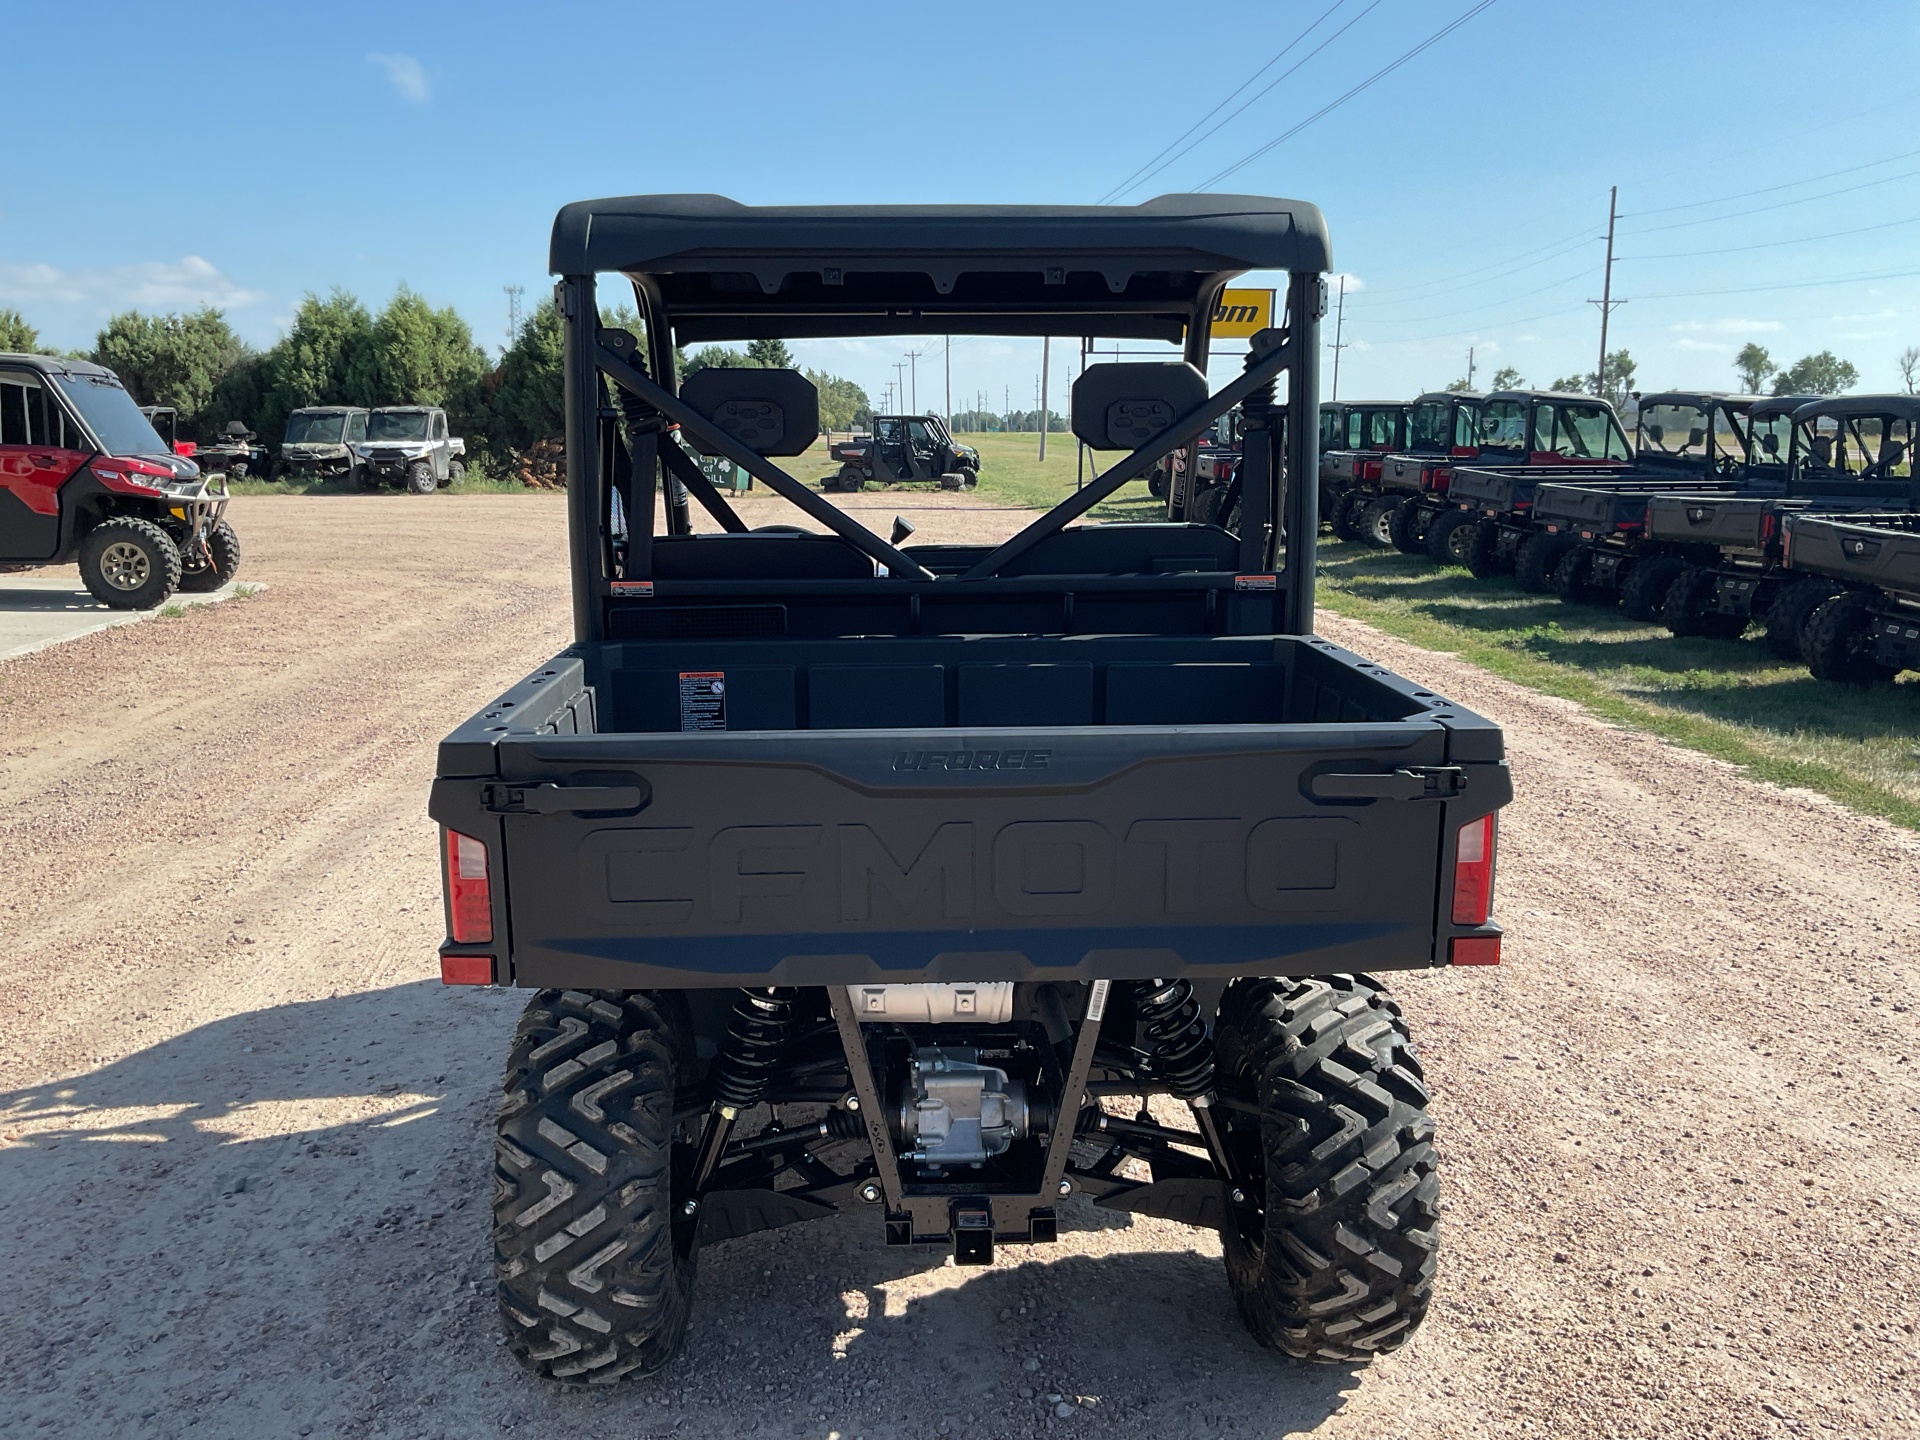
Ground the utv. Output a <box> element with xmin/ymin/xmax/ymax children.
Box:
<box><xmin>1439</xmin><ymin>391</ymin><xmax>1635</xmax><ymax>586</ymax></box>
<box><xmin>1316</xmin><ymin>399</ymin><xmax>1408</xmax><ymax>542</ymax></box>
<box><xmin>358</xmin><ymin>406</ymin><xmax>467</xmax><ymax>492</ymax></box>
<box><xmin>827</xmin><ymin>414</ymin><xmax>979</xmax><ymax>491</ymax></box>
<box><xmin>0</xmin><ymin>355</ymin><xmax>240</xmax><ymax>608</ymax></box>
<box><xmin>275</xmin><ymin>405</ymin><xmax>371</xmax><ymax>483</ymax></box>
<box><xmin>137</xmin><ymin>405</ymin><xmax>197</xmax><ymax>459</ymax></box>
<box><xmin>1359</xmin><ymin>391</ymin><xmax>1487</xmax><ymax>558</ymax></box>
<box><xmin>431</xmin><ymin>193</ymin><xmax>1510</xmax><ymax>1385</ymax></box>
<box><xmin>1524</xmin><ymin>392</ymin><xmax>1766</xmax><ymax>615</ymax></box>
<box><xmin>1787</xmin><ymin>510</ymin><xmax>1920</xmax><ymax>684</ymax></box>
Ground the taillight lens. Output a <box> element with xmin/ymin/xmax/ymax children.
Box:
<box><xmin>446</xmin><ymin>829</ymin><xmax>493</xmax><ymax>943</ymax></box>
<box><xmin>1451</xmin><ymin>814</ymin><xmax>1496</xmax><ymax>925</ymax></box>
<box><xmin>441</xmin><ymin>954</ymin><xmax>494</xmax><ymax>985</ymax></box>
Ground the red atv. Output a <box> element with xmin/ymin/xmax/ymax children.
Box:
<box><xmin>1</xmin><ymin>355</ymin><xmax>240</xmax><ymax>609</ymax></box>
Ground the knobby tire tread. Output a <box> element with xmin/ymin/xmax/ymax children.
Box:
<box><xmin>495</xmin><ymin>988</ymin><xmax>695</xmax><ymax>1385</ymax></box>
<box><xmin>1215</xmin><ymin>974</ymin><xmax>1438</xmax><ymax>1364</ymax></box>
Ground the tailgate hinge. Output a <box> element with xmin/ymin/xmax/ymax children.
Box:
<box><xmin>482</xmin><ymin>781</ymin><xmax>649</xmax><ymax>815</ymax></box>
<box><xmin>1310</xmin><ymin>766</ymin><xmax>1466</xmax><ymax>801</ymax></box>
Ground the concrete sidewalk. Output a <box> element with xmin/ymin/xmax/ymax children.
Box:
<box><xmin>0</xmin><ymin>572</ymin><xmax>261</xmax><ymax>665</ymax></box>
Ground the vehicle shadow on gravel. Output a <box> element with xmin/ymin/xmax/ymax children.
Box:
<box><xmin>0</xmin><ymin>985</ymin><xmax>1360</xmax><ymax>1440</ymax></box>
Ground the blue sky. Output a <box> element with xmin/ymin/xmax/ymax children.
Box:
<box><xmin>4</xmin><ymin>0</ymin><xmax>1916</xmax><ymax>408</ymax></box>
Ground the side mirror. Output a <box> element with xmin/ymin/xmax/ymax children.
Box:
<box><xmin>1885</xmin><ymin>440</ymin><xmax>1906</xmax><ymax>468</ymax></box>
<box><xmin>1761</xmin><ymin>433</ymin><xmax>1779</xmax><ymax>455</ymax></box>
<box><xmin>1646</xmin><ymin>424</ymin><xmax>1663</xmax><ymax>443</ymax></box>
<box><xmin>1687</xmin><ymin>427</ymin><xmax>1706</xmax><ymax>449</ymax></box>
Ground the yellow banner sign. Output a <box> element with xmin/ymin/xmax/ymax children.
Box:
<box><xmin>1211</xmin><ymin>288</ymin><xmax>1274</xmax><ymax>338</ymax></box>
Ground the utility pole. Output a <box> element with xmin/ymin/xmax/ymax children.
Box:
<box><xmin>1038</xmin><ymin>337</ymin><xmax>1051</xmax><ymax>460</ymax></box>
<box><xmin>944</xmin><ymin>337</ymin><xmax>951</xmax><ymax>426</ymax></box>
<box><xmin>1327</xmin><ymin>276</ymin><xmax>1349</xmax><ymax>401</ymax></box>
<box><xmin>1588</xmin><ymin>185</ymin><xmax>1626</xmax><ymax>402</ymax></box>
<box><xmin>905</xmin><ymin>348</ymin><xmax>924</xmax><ymax>413</ymax></box>
<box><xmin>892</xmin><ymin>363</ymin><xmax>907</xmax><ymax>415</ymax></box>
<box><xmin>1466</xmin><ymin>345</ymin><xmax>1476</xmax><ymax>389</ymax></box>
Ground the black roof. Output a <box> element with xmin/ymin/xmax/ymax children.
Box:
<box><xmin>551</xmin><ymin>193</ymin><xmax>1330</xmax><ymax>344</ymax></box>
<box><xmin>1413</xmin><ymin>390</ymin><xmax>1483</xmax><ymax>405</ymax></box>
<box><xmin>1486</xmin><ymin>389</ymin><xmax>1613</xmax><ymax>405</ymax></box>
<box><xmin>1635</xmin><ymin>391</ymin><xmax>1764</xmax><ymax>410</ymax></box>
<box><xmin>289</xmin><ymin>404</ymin><xmax>368</xmax><ymax>414</ymax></box>
<box><xmin>1746</xmin><ymin>394</ymin><xmax>1819</xmax><ymax>421</ymax></box>
<box><xmin>1789</xmin><ymin>394</ymin><xmax>1920</xmax><ymax>423</ymax></box>
<box><xmin>1321</xmin><ymin>399</ymin><xmax>1406</xmax><ymax>410</ymax></box>
<box><xmin>0</xmin><ymin>352</ymin><xmax>121</xmax><ymax>381</ymax></box>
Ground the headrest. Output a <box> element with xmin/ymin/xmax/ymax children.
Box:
<box><xmin>1070</xmin><ymin>362</ymin><xmax>1208</xmax><ymax>452</ymax></box>
<box><xmin>679</xmin><ymin>367</ymin><xmax>819</xmax><ymax>456</ymax></box>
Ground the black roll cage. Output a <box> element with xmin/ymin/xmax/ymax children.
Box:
<box><xmin>551</xmin><ymin>196</ymin><xmax>1328</xmax><ymax>642</ymax></box>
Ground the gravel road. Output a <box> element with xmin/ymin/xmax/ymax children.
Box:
<box><xmin>1</xmin><ymin>495</ymin><xmax>1915</xmax><ymax>1440</ymax></box>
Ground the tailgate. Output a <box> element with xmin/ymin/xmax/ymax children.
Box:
<box><xmin>1785</xmin><ymin>514</ymin><xmax>1920</xmax><ymax>592</ymax></box>
<box><xmin>1533</xmin><ymin>483</ymin><xmax>1627</xmax><ymax>531</ymax></box>
<box><xmin>1646</xmin><ymin>495</ymin><xmax>1780</xmax><ymax>550</ymax></box>
<box><xmin>434</xmin><ymin>724</ymin><xmax>1503</xmax><ymax>989</ymax></box>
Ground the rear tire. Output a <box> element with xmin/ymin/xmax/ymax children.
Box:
<box><xmin>837</xmin><ymin>466</ymin><xmax>865</xmax><ymax>493</ymax></box>
<box><xmin>1515</xmin><ymin>532</ymin><xmax>1573</xmax><ymax>594</ymax></box>
<box><xmin>496</xmin><ymin>988</ymin><xmax>697</xmax><ymax>1385</ymax></box>
<box><xmin>1464</xmin><ymin>520</ymin><xmax>1506</xmax><ymax>578</ymax></box>
<box><xmin>1216</xmin><ymin>974</ymin><xmax>1438</xmax><ymax>1363</ymax></box>
<box><xmin>1804</xmin><ymin>592</ymin><xmax>1896</xmax><ymax>685</ymax></box>
<box><xmin>1425</xmin><ymin>510</ymin><xmax>1478</xmax><ymax>567</ymax></box>
<box><xmin>449</xmin><ymin>460</ymin><xmax>467</xmax><ymax>483</ymax></box>
<box><xmin>78</xmin><ymin>517</ymin><xmax>181</xmax><ymax>610</ymax></box>
<box><xmin>1664</xmin><ymin>565</ymin><xmax>1748</xmax><ymax>639</ymax></box>
<box><xmin>1387</xmin><ymin>497</ymin><xmax>1428</xmax><ymax>555</ymax></box>
<box><xmin>406</xmin><ymin>460</ymin><xmax>436</xmax><ymax>495</ymax></box>
<box><xmin>1359</xmin><ymin>498</ymin><xmax>1397</xmax><ymax>549</ymax></box>
<box><xmin>1763</xmin><ymin>578</ymin><xmax>1843</xmax><ymax>661</ymax></box>
<box><xmin>178</xmin><ymin>519</ymin><xmax>241</xmax><ymax>593</ymax></box>
<box><xmin>1549</xmin><ymin>545</ymin><xmax>1613</xmax><ymax>606</ymax></box>
<box><xmin>1329</xmin><ymin>490</ymin><xmax>1367</xmax><ymax>543</ymax></box>
<box><xmin>1619</xmin><ymin>554</ymin><xmax>1687</xmax><ymax>623</ymax></box>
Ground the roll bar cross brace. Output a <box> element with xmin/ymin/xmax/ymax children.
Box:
<box><xmin>559</xmin><ymin>269</ymin><xmax>1326</xmax><ymax>639</ymax></box>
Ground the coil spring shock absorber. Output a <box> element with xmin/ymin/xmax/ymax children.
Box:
<box><xmin>691</xmin><ymin>987</ymin><xmax>796</xmax><ymax>1192</ymax></box>
<box><xmin>1132</xmin><ymin>979</ymin><xmax>1239</xmax><ymax>1186</ymax></box>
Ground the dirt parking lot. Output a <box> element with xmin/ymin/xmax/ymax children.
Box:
<box><xmin>2</xmin><ymin>494</ymin><xmax>1916</xmax><ymax>1440</ymax></box>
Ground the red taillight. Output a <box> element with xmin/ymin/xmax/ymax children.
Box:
<box><xmin>1451</xmin><ymin>814</ymin><xmax>1496</xmax><ymax>925</ymax></box>
<box><xmin>447</xmin><ymin>829</ymin><xmax>493</xmax><ymax>943</ymax></box>
<box><xmin>441</xmin><ymin>954</ymin><xmax>495</xmax><ymax>985</ymax></box>
<box><xmin>1761</xmin><ymin>513</ymin><xmax>1777</xmax><ymax>544</ymax></box>
<box><xmin>1450</xmin><ymin>936</ymin><xmax>1501</xmax><ymax>965</ymax></box>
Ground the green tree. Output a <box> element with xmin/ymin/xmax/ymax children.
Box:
<box><xmin>1898</xmin><ymin>345</ymin><xmax>1919</xmax><ymax>395</ymax></box>
<box><xmin>367</xmin><ymin>286</ymin><xmax>486</xmax><ymax>406</ymax></box>
<box><xmin>1490</xmin><ymin>365</ymin><xmax>1524</xmax><ymax>391</ymax></box>
<box><xmin>805</xmin><ymin>369</ymin><xmax>871</xmax><ymax>432</ymax></box>
<box><xmin>682</xmin><ymin>345</ymin><xmax>749</xmax><ymax>376</ymax></box>
<box><xmin>1548</xmin><ymin>373</ymin><xmax>1586</xmax><ymax>392</ymax></box>
<box><xmin>1549</xmin><ymin>350</ymin><xmax>1635</xmax><ymax>408</ymax></box>
<box><xmin>744</xmin><ymin>337</ymin><xmax>796</xmax><ymax>369</ymax></box>
<box><xmin>0</xmin><ymin>307</ymin><xmax>38</xmax><ymax>353</ymax></box>
<box><xmin>258</xmin><ymin>289</ymin><xmax>378</xmax><ymax>443</ymax></box>
<box><xmin>90</xmin><ymin>308</ymin><xmax>251</xmax><ymax>434</ymax></box>
<box><xmin>487</xmin><ymin>300</ymin><xmax>566</xmax><ymax>455</ymax></box>
<box><xmin>1443</xmin><ymin>377</ymin><xmax>1473</xmax><ymax>393</ymax></box>
<box><xmin>1771</xmin><ymin>351</ymin><xmax>1858</xmax><ymax>396</ymax></box>
<box><xmin>1734</xmin><ymin>342</ymin><xmax>1774</xmax><ymax>394</ymax></box>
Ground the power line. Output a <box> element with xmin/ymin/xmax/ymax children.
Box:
<box><xmin>1627</xmin><ymin>267</ymin><xmax>1920</xmax><ymax>302</ymax></box>
<box><xmin>1618</xmin><ymin>147</ymin><xmax>1920</xmax><ymax>218</ymax></box>
<box><xmin>1619</xmin><ymin>215</ymin><xmax>1920</xmax><ymax>262</ymax></box>
<box><xmin>1357</xmin><ymin>265</ymin><xmax>1597</xmax><ymax>326</ymax></box>
<box><xmin>1620</xmin><ymin>168</ymin><xmax>1920</xmax><ymax>236</ymax></box>
<box><xmin>1195</xmin><ymin>0</ymin><xmax>1500</xmax><ymax>190</ymax></box>
<box><xmin>1099</xmin><ymin>0</ymin><xmax>1375</xmax><ymax>204</ymax></box>
<box><xmin>1354</xmin><ymin>224</ymin><xmax>1599</xmax><ymax>300</ymax></box>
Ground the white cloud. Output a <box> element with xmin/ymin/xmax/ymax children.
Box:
<box><xmin>0</xmin><ymin>255</ymin><xmax>264</xmax><ymax>310</ymax></box>
<box><xmin>1666</xmin><ymin>318</ymin><xmax>1783</xmax><ymax>334</ymax></box>
<box><xmin>367</xmin><ymin>53</ymin><xmax>430</xmax><ymax>104</ymax></box>
<box><xmin>1514</xmin><ymin>334</ymin><xmax>1540</xmax><ymax>343</ymax></box>
<box><xmin>1329</xmin><ymin>272</ymin><xmax>1364</xmax><ymax>295</ymax></box>
<box><xmin>1675</xmin><ymin>338</ymin><xmax>1731</xmax><ymax>352</ymax></box>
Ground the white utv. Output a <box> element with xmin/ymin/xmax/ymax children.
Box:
<box><xmin>356</xmin><ymin>406</ymin><xmax>467</xmax><ymax>493</ymax></box>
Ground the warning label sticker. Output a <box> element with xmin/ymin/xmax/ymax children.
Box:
<box><xmin>1233</xmin><ymin>573</ymin><xmax>1278</xmax><ymax>591</ymax></box>
<box><xmin>678</xmin><ymin>672</ymin><xmax>726</xmax><ymax>731</ymax></box>
<box><xmin>611</xmin><ymin>580</ymin><xmax>655</xmax><ymax>597</ymax></box>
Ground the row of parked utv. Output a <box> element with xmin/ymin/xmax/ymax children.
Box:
<box><xmin>1316</xmin><ymin>388</ymin><xmax>1919</xmax><ymax>687</ymax></box>
<box><xmin>139</xmin><ymin>402</ymin><xmax>468</xmax><ymax>494</ymax></box>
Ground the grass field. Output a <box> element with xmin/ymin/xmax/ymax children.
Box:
<box><xmin>1314</xmin><ymin>538</ymin><xmax>1920</xmax><ymax>829</ymax></box>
